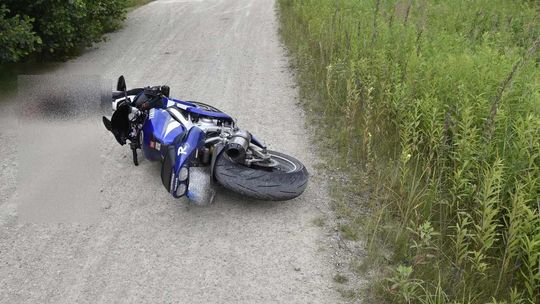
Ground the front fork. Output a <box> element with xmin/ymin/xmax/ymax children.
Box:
<box><xmin>129</xmin><ymin>131</ymin><xmax>140</xmax><ymax>166</ymax></box>
<box><xmin>129</xmin><ymin>111</ymin><xmax>145</xmax><ymax>166</ymax></box>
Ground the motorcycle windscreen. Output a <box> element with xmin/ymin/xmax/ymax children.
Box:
<box><xmin>161</xmin><ymin>146</ymin><xmax>176</xmax><ymax>192</ymax></box>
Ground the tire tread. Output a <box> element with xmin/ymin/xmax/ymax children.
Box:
<box><xmin>214</xmin><ymin>151</ymin><xmax>308</xmax><ymax>201</ymax></box>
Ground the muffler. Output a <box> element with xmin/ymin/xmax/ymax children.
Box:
<box><xmin>225</xmin><ymin>130</ymin><xmax>251</xmax><ymax>162</ymax></box>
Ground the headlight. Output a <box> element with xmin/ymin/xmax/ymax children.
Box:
<box><xmin>175</xmin><ymin>183</ymin><xmax>187</xmax><ymax>197</ymax></box>
<box><xmin>179</xmin><ymin>166</ymin><xmax>189</xmax><ymax>181</ymax></box>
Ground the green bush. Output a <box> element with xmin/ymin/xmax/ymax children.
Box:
<box><xmin>279</xmin><ymin>0</ymin><xmax>539</xmax><ymax>302</ymax></box>
<box><xmin>0</xmin><ymin>5</ymin><xmax>41</xmax><ymax>63</ymax></box>
<box><xmin>0</xmin><ymin>0</ymin><xmax>127</xmax><ymax>63</ymax></box>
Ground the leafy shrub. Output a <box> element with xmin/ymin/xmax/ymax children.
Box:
<box><xmin>0</xmin><ymin>5</ymin><xmax>41</xmax><ymax>63</ymax></box>
<box><xmin>0</xmin><ymin>0</ymin><xmax>126</xmax><ymax>62</ymax></box>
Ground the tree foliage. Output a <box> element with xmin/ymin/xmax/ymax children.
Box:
<box><xmin>0</xmin><ymin>5</ymin><xmax>40</xmax><ymax>63</ymax></box>
<box><xmin>0</xmin><ymin>0</ymin><xmax>127</xmax><ymax>63</ymax></box>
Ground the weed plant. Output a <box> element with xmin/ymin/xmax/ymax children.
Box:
<box><xmin>278</xmin><ymin>0</ymin><xmax>539</xmax><ymax>302</ymax></box>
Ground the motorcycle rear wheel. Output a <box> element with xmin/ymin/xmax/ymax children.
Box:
<box><xmin>214</xmin><ymin>150</ymin><xmax>308</xmax><ymax>201</ymax></box>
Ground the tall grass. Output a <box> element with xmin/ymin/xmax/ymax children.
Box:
<box><xmin>278</xmin><ymin>0</ymin><xmax>540</xmax><ymax>302</ymax></box>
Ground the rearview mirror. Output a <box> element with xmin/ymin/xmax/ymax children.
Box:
<box><xmin>102</xmin><ymin>116</ymin><xmax>112</xmax><ymax>131</ymax></box>
<box><xmin>116</xmin><ymin>75</ymin><xmax>126</xmax><ymax>92</ymax></box>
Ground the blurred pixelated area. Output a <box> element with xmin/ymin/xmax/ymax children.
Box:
<box><xmin>16</xmin><ymin>75</ymin><xmax>110</xmax><ymax>120</ymax></box>
<box><xmin>9</xmin><ymin>75</ymin><xmax>110</xmax><ymax>223</ymax></box>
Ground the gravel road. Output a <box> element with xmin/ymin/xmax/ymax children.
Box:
<box><xmin>0</xmin><ymin>0</ymin><xmax>341</xmax><ymax>303</ymax></box>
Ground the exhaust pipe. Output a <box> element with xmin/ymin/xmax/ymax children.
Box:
<box><xmin>225</xmin><ymin>130</ymin><xmax>251</xmax><ymax>162</ymax></box>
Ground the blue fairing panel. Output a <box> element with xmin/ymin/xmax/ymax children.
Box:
<box><xmin>173</xmin><ymin>127</ymin><xmax>205</xmax><ymax>173</ymax></box>
<box><xmin>169</xmin><ymin>127</ymin><xmax>205</xmax><ymax>198</ymax></box>
<box><xmin>142</xmin><ymin>108</ymin><xmax>186</xmax><ymax>160</ymax></box>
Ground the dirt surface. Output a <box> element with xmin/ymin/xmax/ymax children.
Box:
<box><xmin>0</xmin><ymin>1</ymin><xmax>343</xmax><ymax>303</ymax></box>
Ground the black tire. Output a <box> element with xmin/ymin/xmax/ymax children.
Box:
<box><xmin>214</xmin><ymin>150</ymin><xmax>309</xmax><ymax>201</ymax></box>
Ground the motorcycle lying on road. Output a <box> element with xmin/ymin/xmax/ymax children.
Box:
<box><xmin>103</xmin><ymin>76</ymin><xmax>308</xmax><ymax>202</ymax></box>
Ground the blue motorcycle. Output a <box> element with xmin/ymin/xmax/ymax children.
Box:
<box><xmin>102</xmin><ymin>76</ymin><xmax>308</xmax><ymax>201</ymax></box>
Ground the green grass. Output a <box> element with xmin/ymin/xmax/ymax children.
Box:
<box><xmin>334</xmin><ymin>274</ymin><xmax>350</xmax><ymax>284</ymax></box>
<box><xmin>339</xmin><ymin>223</ymin><xmax>360</xmax><ymax>241</ymax></box>
<box><xmin>278</xmin><ymin>0</ymin><xmax>540</xmax><ymax>303</ymax></box>
<box><xmin>126</xmin><ymin>0</ymin><xmax>154</xmax><ymax>11</ymax></box>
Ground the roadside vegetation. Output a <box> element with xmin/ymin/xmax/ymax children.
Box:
<box><xmin>278</xmin><ymin>0</ymin><xmax>539</xmax><ymax>303</ymax></box>
<box><xmin>0</xmin><ymin>0</ymin><xmax>150</xmax><ymax>64</ymax></box>
<box><xmin>126</xmin><ymin>0</ymin><xmax>155</xmax><ymax>11</ymax></box>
